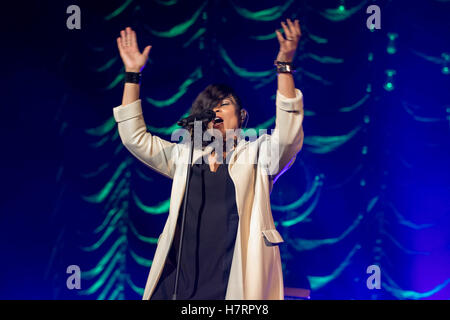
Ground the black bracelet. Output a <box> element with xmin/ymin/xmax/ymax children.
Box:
<box><xmin>125</xmin><ymin>72</ymin><xmax>142</xmax><ymax>84</ymax></box>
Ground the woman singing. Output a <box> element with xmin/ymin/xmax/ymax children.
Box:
<box><xmin>113</xmin><ymin>18</ymin><xmax>304</xmax><ymax>300</ymax></box>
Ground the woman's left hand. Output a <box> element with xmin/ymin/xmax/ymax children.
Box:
<box><xmin>275</xmin><ymin>18</ymin><xmax>302</xmax><ymax>62</ymax></box>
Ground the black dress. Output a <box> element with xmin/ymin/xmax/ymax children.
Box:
<box><xmin>150</xmin><ymin>161</ymin><xmax>239</xmax><ymax>300</ymax></box>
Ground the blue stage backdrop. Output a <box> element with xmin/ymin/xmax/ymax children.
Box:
<box><xmin>0</xmin><ymin>0</ymin><xmax>449</xmax><ymax>299</ymax></box>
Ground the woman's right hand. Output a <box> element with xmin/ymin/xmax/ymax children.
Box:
<box><xmin>117</xmin><ymin>27</ymin><xmax>152</xmax><ymax>73</ymax></box>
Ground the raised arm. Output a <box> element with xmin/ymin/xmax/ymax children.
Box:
<box><xmin>262</xmin><ymin>19</ymin><xmax>304</xmax><ymax>181</ymax></box>
<box><xmin>275</xmin><ymin>19</ymin><xmax>300</xmax><ymax>99</ymax></box>
<box><xmin>117</xmin><ymin>27</ymin><xmax>152</xmax><ymax>105</ymax></box>
<box><xmin>113</xmin><ymin>27</ymin><xmax>179</xmax><ymax>179</ymax></box>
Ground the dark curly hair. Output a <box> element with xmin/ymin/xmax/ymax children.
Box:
<box><xmin>187</xmin><ymin>83</ymin><xmax>245</xmax><ymax>149</ymax></box>
<box><xmin>190</xmin><ymin>83</ymin><xmax>243</xmax><ymax>124</ymax></box>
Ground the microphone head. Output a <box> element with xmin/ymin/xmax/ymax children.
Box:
<box><xmin>203</xmin><ymin>109</ymin><xmax>216</xmax><ymax>121</ymax></box>
<box><xmin>177</xmin><ymin>109</ymin><xmax>216</xmax><ymax>128</ymax></box>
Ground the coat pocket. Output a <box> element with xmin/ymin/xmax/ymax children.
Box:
<box><xmin>261</xmin><ymin>229</ymin><xmax>284</xmax><ymax>246</ymax></box>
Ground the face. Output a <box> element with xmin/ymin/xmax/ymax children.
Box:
<box><xmin>207</xmin><ymin>95</ymin><xmax>240</xmax><ymax>140</ymax></box>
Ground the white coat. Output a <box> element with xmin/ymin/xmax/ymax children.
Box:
<box><xmin>113</xmin><ymin>88</ymin><xmax>304</xmax><ymax>299</ymax></box>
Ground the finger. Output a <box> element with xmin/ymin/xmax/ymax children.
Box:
<box><xmin>120</xmin><ymin>30</ymin><xmax>127</xmax><ymax>46</ymax></box>
<box><xmin>295</xmin><ymin>19</ymin><xmax>302</xmax><ymax>37</ymax></box>
<box><xmin>131</xmin><ymin>30</ymin><xmax>138</xmax><ymax>50</ymax></box>
<box><xmin>125</xmin><ymin>27</ymin><xmax>132</xmax><ymax>45</ymax></box>
<box><xmin>275</xmin><ymin>29</ymin><xmax>285</xmax><ymax>45</ymax></box>
<box><xmin>142</xmin><ymin>45</ymin><xmax>152</xmax><ymax>57</ymax></box>
<box><xmin>286</xmin><ymin>18</ymin><xmax>297</xmax><ymax>37</ymax></box>
<box><xmin>117</xmin><ymin>37</ymin><xmax>124</xmax><ymax>53</ymax></box>
<box><xmin>280</xmin><ymin>21</ymin><xmax>292</xmax><ymax>40</ymax></box>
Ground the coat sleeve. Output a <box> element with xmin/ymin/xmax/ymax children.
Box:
<box><xmin>113</xmin><ymin>99</ymin><xmax>179</xmax><ymax>179</ymax></box>
<box><xmin>259</xmin><ymin>88</ymin><xmax>304</xmax><ymax>182</ymax></box>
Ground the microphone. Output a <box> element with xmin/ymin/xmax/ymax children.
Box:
<box><xmin>177</xmin><ymin>109</ymin><xmax>216</xmax><ymax>128</ymax></box>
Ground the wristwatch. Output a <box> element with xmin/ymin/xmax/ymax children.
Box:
<box><xmin>274</xmin><ymin>60</ymin><xmax>296</xmax><ymax>74</ymax></box>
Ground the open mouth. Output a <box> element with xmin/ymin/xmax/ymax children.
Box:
<box><xmin>213</xmin><ymin>117</ymin><xmax>224</xmax><ymax>125</ymax></box>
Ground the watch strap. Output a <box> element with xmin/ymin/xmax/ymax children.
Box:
<box><xmin>274</xmin><ymin>60</ymin><xmax>296</xmax><ymax>74</ymax></box>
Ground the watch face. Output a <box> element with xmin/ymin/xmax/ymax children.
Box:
<box><xmin>275</xmin><ymin>61</ymin><xmax>295</xmax><ymax>73</ymax></box>
<box><xmin>279</xmin><ymin>65</ymin><xmax>289</xmax><ymax>72</ymax></box>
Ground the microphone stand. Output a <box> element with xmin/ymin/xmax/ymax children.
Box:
<box><xmin>172</xmin><ymin>121</ymin><xmax>197</xmax><ymax>300</ymax></box>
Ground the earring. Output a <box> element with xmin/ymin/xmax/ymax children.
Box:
<box><xmin>239</xmin><ymin>109</ymin><xmax>248</xmax><ymax>128</ymax></box>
